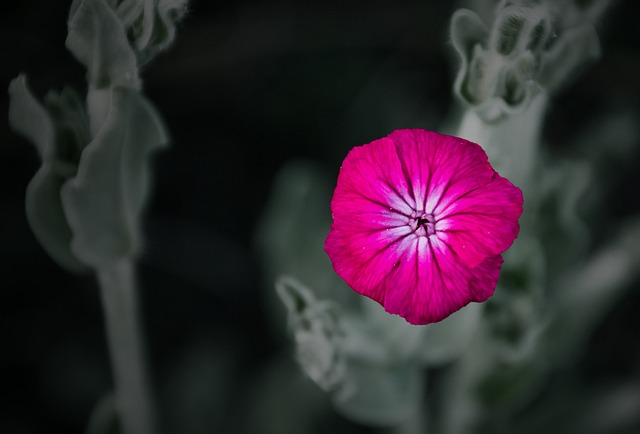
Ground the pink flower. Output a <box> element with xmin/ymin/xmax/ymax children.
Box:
<box><xmin>325</xmin><ymin>129</ymin><xmax>523</xmax><ymax>325</ymax></box>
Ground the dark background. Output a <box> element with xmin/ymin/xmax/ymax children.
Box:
<box><xmin>1</xmin><ymin>1</ymin><xmax>639</xmax><ymax>433</ymax></box>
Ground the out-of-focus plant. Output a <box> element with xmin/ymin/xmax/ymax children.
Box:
<box><xmin>258</xmin><ymin>0</ymin><xmax>640</xmax><ymax>433</ymax></box>
<box><xmin>8</xmin><ymin>0</ymin><xmax>188</xmax><ymax>433</ymax></box>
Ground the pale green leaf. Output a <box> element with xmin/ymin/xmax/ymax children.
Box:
<box><xmin>116</xmin><ymin>0</ymin><xmax>189</xmax><ymax>65</ymax></box>
<box><xmin>545</xmin><ymin>218</ymin><xmax>640</xmax><ymax>364</ymax></box>
<box><xmin>9</xmin><ymin>75</ymin><xmax>88</xmax><ymax>272</ymax></box>
<box><xmin>276</xmin><ymin>276</ymin><xmax>347</xmax><ymax>392</ymax></box>
<box><xmin>26</xmin><ymin>166</ymin><xmax>88</xmax><ymax>272</ymax></box>
<box><xmin>450</xmin><ymin>9</ymin><xmax>488</xmax><ymax>107</ymax></box>
<box><xmin>257</xmin><ymin>160</ymin><xmax>360</xmax><ymax>335</ymax></box>
<box><xmin>539</xmin><ymin>23</ymin><xmax>600</xmax><ymax>93</ymax></box>
<box><xmin>44</xmin><ymin>86</ymin><xmax>92</xmax><ymax>174</ymax></box>
<box><xmin>420</xmin><ymin>302</ymin><xmax>482</xmax><ymax>365</ymax></box>
<box><xmin>67</xmin><ymin>0</ymin><xmax>140</xmax><ymax>88</ymax></box>
<box><xmin>61</xmin><ymin>86</ymin><xmax>168</xmax><ymax>268</ymax></box>
<box><xmin>8</xmin><ymin>75</ymin><xmax>54</xmax><ymax>158</ymax></box>
<box><xmin>333</xmin><ymin>362</ymin><xmax>423</xmax><ymax>427</ymax></box>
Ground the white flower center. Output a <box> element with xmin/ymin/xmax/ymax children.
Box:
<box><xmin>410</xmin><ymin>212</ymin><xmax>437</xmax><ymax>237</ymax></box>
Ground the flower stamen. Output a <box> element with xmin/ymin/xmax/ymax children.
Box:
<box><xmin>410</xmin><ymin>212</ymin><xmax>437</xmax><ymax>237</ymax></box>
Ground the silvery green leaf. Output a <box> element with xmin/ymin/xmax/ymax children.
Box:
<box><xmin>61</xmin><ymin>86</ymin><xmax>168</xmax><ymax>268</ymax></box>
<box><xmin>276</xmin><ymin>276</ymin><xmax>347</xmax><ymax>391</ymax></box>
<box><xmin>257</xmin><ymin>161</ymin><xmax>335</xmax><ymax>291</ymax></box>
<box><xmin>473</xmin><ymin>356</ymin><xmax>548</xmax><ymax>417</ymax></box>
<box><xmin>87</xmin><ymin>87</ymin><xmax>116</xmax><ymax>138</ymax></box>
<box><xmin>483</xmin><ymin>290</ymin><xmax>546</xmax><ymax>363</ymax></box>
<box><xmin>451</xmin><ymin>8</ymin><xmax>541</xmax><ymax>121</ymax></box>
<box><xmin>8</xmin><ymin>76</ymin><xmax>88</xmax><ymax>272</ymax></box>
<box><xmin>537</xmin><ymin>158</ymin><xmax>592</xmax><ymax>273</ymax></box>
<box><xmin>489</xmin><ymin>3</ymin><xmax>553</xmax><ymax>60</ymax></box>
<box><xmin>420</xmin><ymin>302</ymin><xmax>482</xmax><ymax>365</ymax></box>
<box><xmin>539</xmin><ymin>23</ymin><xmax>600</xmax><ymax>93</ymax></box>
<box><xmin>438</xmin><ymin>323</ymin><xmax>548</xmax><ymax>434</ymax></box>
<box><xmin>276</xmin><ymin>275</ymin><xmax>316</xmax><ymax>321</ymax></box>
<box><xmin>457</xmin><ymin>92</ymin><xmax>548</xmax><ymax>193</ymax></box>
<box><xmin>113</xmin><ymin>0</ymin><xmax>143</xmax><ymax>28</ymax></box>
<box><xmin>25</xmin><ymin>166</ymin><xmax>88</xmax><ymax>272</ymax></box>
<box><xmin>333</xmin><ymin>361</ymin><xmax>423</xmax><ymax>427</ymax></box>
<box><xmin>67</xmin><ymin>0</ymin><xmax>140</xmax><ymax>89</ymax></box>
<box><xmin>355</xmin><ymin>299</ymin><xmax>426</xmax><ymax>363</ymax></box>
<box><xmin>116</xmin><ymin>0</ymin><xmax>189</xmax><ymax>65</ymax></box>
<box><xmin>44</xmin><ymin>86</ymin><xmax>92</xmax><ymax>171</ymax></box>
<box><xmin>276</xmin><ymin>275</ymin><xmax>428</xmax><ymax>427</ymax></box>
<box><xmin>8</xmin><ymin>75</ymin><xmax>53</xmax><ymax>158</ymax></box>
<box><xmin>451</xmin><ymin>9</ymin><xmax>489</xmax><ymax>106</ymax></box>
<box><xmin>295</xmin><ymin>328</ymin><xmax>345</xmax><ymax>392</ymax></box>
<box><xmin>451</xmin><ymin>2</ymin><xmax>603</xmax><ymax>121</ymax></box>
<box><xmin>558</xmin><ymin>0</ymin><xmax>614</xmax><ymax>34</ymax></box>
<box><xmin>545</xmin><ymin>218</ymin><xmax>640</xmax><ymax>364</ymax></box>
<box><xmin>257</xmin><ymin>160</ymin><xmax>360</xmax><ymax>335</ymax></box>
<box><xmin>482</xmin><ymin>236</ymin><xmax>546</xmax><ymax>362</ymax></box>
<box><xmin>340</xmin><ymin>296</ymin><xmax>481</xmax><ymax>367</ymax></box>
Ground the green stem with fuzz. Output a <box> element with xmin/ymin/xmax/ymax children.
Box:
<box><xmin>98</xmin><ymin>259</ymin><xmax>157</xmax><ymax>434</ymax></box>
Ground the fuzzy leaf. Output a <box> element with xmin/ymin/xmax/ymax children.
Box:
<box><xmin>333</xmin><ymin>362</ymin><xmax>423</xmax><ymax>427</ymax></box>
<box><xmin>276</xmin><ymin>276</ymin><xmax>348</xmax><ymax>392</ymax></box>
<box><xmin>9</xmin><ymin>76</ymin><xmax>88</xmax><ymax>272</ymax></box>
<box><xmin>67</xmin><ymin>0</ymin><xmax>140</xmax><ymax>88</ymax></box>
<box><xmin>451</xmin><ymin>9</ymin><xmax>488</xmax><ymax>106</ymax></box>
<box><xmin>257</xmin><ymin>160</ymin><xmax>360</xmax><ymax>336</ymax></box>
<box><xmin>116</xmin><ymin>0</ymin><xmax>189</xmax><ymax>65</ymax></box>
<box><xmin>539</xmin><ymin>23</ymin><xmax>600</xmax><ymax>93</ymax></box>
<box><xmin>26</xmin><ymin>166</ymin><xmax>88</xmax><ymax>272</ymax></box>
<box><xmin>44</xmin><ymin>86</ymin><xmax>92</xmax><ymax>172</ymax></box>
<box><xmin>61</xmin><ymin>86</ymin><xmax>168</xmax><ymax>268</ymax></box>
<box><xmin>420</xmin><ymin>302</ymin><xmax>482</xmax><ymax>365</ymax></box>
<box><xmin>8</xmin><ymin>75</ymin><xmax>53</xmax><ymax>158</ymax></box>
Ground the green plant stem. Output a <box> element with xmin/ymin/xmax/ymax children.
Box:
<box><xmin>456</xmin><ymin>92</ymin><xmax>548</xmax><ymax>197</ymax></box>
<box><xmin>392</xmin><ymin>393</ymin><xmax>427</xmax><ymax>434</ymax></box>
<box><xmin>98</xmin><ymin>259</ymin><xmax>157</xmax><ymax>434</ymax></box>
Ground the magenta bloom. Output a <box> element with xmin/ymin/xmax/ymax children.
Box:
<box><xmin>325</xmin><ymin>129</ymin><xmax>523</xmax><ymax>325</ymax></box>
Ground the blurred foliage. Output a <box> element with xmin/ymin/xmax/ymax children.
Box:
<box><xmin>1</xmin><ymin>0</ymin><xmax>639</xmax><ymax>433</ymax></box>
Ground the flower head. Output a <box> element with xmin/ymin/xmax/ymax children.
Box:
<box><xmin>325</xmin><ymin>129</ymin><xmax>523</xmax><ymax>325</ymax></box>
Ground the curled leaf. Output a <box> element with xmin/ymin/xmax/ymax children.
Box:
<box><xmin>9</xmin><ymin>76</ymin><xmax>88</xmax><ymax>272</ymax></box>
<box><xmin>539</xmin><ymin>23</ymin><xmax>600</xmax><ymax>92</ymax></box>
<box><xmin>67</xmin><ymin>0</ymin><xmax>140</xmax><ymax>88</ymax></box>
<box><xmin>8</xmin><ymin>75</ymin><xmax>53</xmax><ymax>158</ymax></box>
<box><xmin>276</xmin><ymin>276</ymin><xmax>347</xmax><ymax>392</ymax></box>
<box><xmin>61</xmin><ymin>86</ymin><xmax>168</xmax><ymax>268</ymax></box>
<box><xmin>116</xmin><ymin>0</ymin><xmax>190</xmax><ymax>65</ymax></box>
<box><xmin>26</xmin><ymin>167</ymin><xmax>88</xmax><ymax>272</ymax></box>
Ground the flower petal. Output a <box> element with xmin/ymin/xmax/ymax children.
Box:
<box><xmin>325</xmin><ymin>223</ymin><xmax>414</xmax><ymax>305</ymax></box>
<box><xmin>383</xmin><ymin>239</ymin><xmax>503</xmax><ymax>325</ymax></box>
<box><xmin>382</xmin><ymin>237</ymin><xmax>460</xmax><ymax>324</ymax></box>
<box><xmin>468</xmin><ymin>254</ymin><xmax>504</xmax><ymax>302</ymax></box>
<box><xmin>438</xmin><ymin>173</ymin><xmax>523</xmax><ymax>267</ymax></box>
<box><xmin>389</xmin><ymin>129</ymin><xmax>495</xmax><ymax>215</ymax></box>
<box><xmin>332</xmin><ymin>137</ymin><xmax>415</xmax><ymax>216</ymax></box>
